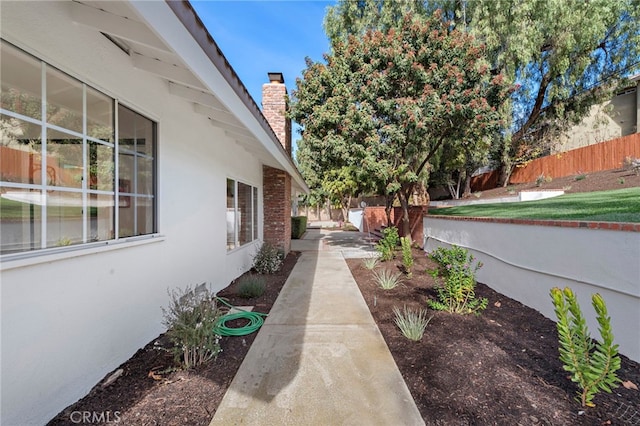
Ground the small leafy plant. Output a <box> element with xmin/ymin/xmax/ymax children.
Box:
<box><xmin>376</xmin><ymin>226</ymin><xmax>399</xmax><ymax>261</ymax></box>
<box><xmin>535</xmin><ymin>173</ymin><xmax>553</xmax><ymax>187</ymax></box>
<box><xmin>162</xmin><ymin>285</ymin><xmax>222</xmax><ymax>369</ymax></box>
<box><xmin>362</xmin><ymin>255</ymin><xmax>379</xmax><ymax>270</ymax></box>
<box><xmin>252</xmin><ymin>242</ymin><xmax>284</xmax><ymax>274</ymax></box>
<box><xmin>427</xmin><ymin>246</ymin><xmax>487</xmax><ymax>315</ymax></box>
<box><xmin>373</xmin><ymin>269</ymin><xmax>403</xmax><ymax>290</ymax></box>
<box><xmin>393</xmin><ymin>305</ymin><xmax>433</xmax><ymax>341</ymax></box>
<box><xmin>550</xmin><ymin>287</ymin><xmax>621</xmax><ymax>407</ymax></box>
<box><xmin>237</xmin><ymin>274</ymin><xmax>266</xmax><ymax>298</ymax></box>
<box><xmin>575</xmin><ymin>173</ymin><xmax>587</xmax><ymax>181</ymax></box>
<box><xmin>400</xmin><ymin>236</ymin><xmax>413</xmax><ymax>277</ymax></box>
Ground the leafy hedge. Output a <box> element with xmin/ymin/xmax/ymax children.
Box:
<box><xmin>291</xmin><ymin>216</ymin><xmax>307</xmax><ymax>239</ymax></box>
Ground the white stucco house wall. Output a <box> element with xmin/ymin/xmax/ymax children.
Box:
<box><xmin>0</xmin><ymin>1</ymin><xmax>307</xmax><ymax>424</ymax></box>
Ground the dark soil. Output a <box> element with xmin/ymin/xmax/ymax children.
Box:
<box><xmin>48</xmin><ymin>170</ymin><xmax>640</xmax><ymax>425</ymax></box>
<box><xmin>346</xmin><ymin>253</ymin><xmax>640</xmax><ymax>426</ymax></box>
<box><xmin>47</xmin><ymin>252</ymin><xmax>301</xmax><ymax>426</ymax></box>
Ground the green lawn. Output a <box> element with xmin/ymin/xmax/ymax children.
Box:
<box><xmin>429</xmin><ymin>187</ymin><xmax>640</xmax><ymax>223</ymax></box>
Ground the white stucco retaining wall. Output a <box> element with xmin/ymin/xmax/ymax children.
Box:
<box><xmin>424</xmin><ymin>216</ymin><xmax>640</xmax><ymax>363</ymax></box>
<box><xmin>0</xmin><ymin>2</ymin><xmax>270</xmax><ymax>424</ymax></box>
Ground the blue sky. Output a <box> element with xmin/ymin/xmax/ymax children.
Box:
<box><xmin>191</xmin><ymin>1</ymin><xmax>335</xmax><ymax>150</ymax></box>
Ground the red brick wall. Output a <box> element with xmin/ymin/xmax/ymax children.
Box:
<box><xmin>263</xmin><ymin>165</ymin><xmax>291</xmax><ymax>254</ymax></box>
<box><xmin>363</xmin><ymin>206</ymin><xmax>427</xmax><ymax>247</ymax></box>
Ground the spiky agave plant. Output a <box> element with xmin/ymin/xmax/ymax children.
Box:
<box><xmin>550</xmin><ymin>287</ymin><xmax>621</xmax><ymax>407</ymax></box>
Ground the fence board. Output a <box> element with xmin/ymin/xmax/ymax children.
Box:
<box><xmin>470</xmin><ymin>133</ymin><xmax>640</xmax><ymax>189</ymax></box>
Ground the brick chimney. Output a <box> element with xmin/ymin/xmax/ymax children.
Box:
<box><xmin>262</xmin><ymin>72</ymin><xmax>292</xmax><ymax>156</ymax></box>
<box><xmin>261</xmin><ymin>72</ymin><xmax>293</xmax><ymax>254</ymax></box>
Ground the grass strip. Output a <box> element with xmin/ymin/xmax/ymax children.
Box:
<box><xmin>429</xmin><ymin>187</ymin><xmax>640</xmax><ymax>223</ymax></box>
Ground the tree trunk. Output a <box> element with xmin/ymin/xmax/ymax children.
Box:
<box><xmin>341</xmin><ymin>194</ymin><xmax>352</xmax><ymax>224</ymax></box>
<box><xmin>397</xmin><ymin>188</ymin><xmax>412</xmax><ymax>244</ymax></box>
<box><xmin>462</xmin><ymin>171</ymin><xmax>472</xmax><ymax>198</ymax></box>
<box><xmin>498</xmin><ymin>163</ymin><xmax>513</xmax><ymax>187</ymax></box>
<box><xmin>384</xmin><ymin>193</ymin><xmax>395</xmax><ymax>227</ymax></box>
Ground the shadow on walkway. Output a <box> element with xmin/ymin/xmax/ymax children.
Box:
<box><xmin>210</xmin><ymin>230</ymin><xmax>423</xmax><ymax>425</ymax></box>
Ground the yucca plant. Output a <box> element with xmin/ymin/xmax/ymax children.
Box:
<box><xmin>393</xmin><ymin>306</ymin><xmax>433</xmax><ymax>341</ymax></box>
<box><xmin>373</xmin><ymin>269</ymin><xmax>403</xmax><ymax>290</ymax></box>
<box><xmin>550</xmin><ymin>287</ymin><xmax>621</xmax><ymax>407</ymax></box>
<box><xmin>362</xmin><ymin>256</ymin><xmax>379</xmax><ymax>270</ymax></box>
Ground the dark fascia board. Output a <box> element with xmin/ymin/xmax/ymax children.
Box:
<box><xmin>165</xmin><ymin>0</ymin><xmax>308</xmax><ymax>193</ymax></box>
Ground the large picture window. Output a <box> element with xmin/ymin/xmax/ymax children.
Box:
<box><xmin>0</xmin><ymin>41</ymin><xmax>156</xmax><ymax>255</ymax></box>
<box><xmin>226</xmin><ymin>179</ymin><xmax>258</xmax><ymax>250</ymax></box>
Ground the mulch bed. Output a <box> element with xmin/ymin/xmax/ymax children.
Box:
<box><xmin>346</xmin><ymin>251</ymin><xmax>640</xmax><ymax>426</ymax></box>
<box><xmin>47</xmin><ymin>251</ymin><xmax>301</xmax><ymax>426</ymax></box>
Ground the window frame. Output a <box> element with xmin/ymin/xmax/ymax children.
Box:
<box><xmin>226</xmin><ymin>178</ymin><xmax>259</xmax><ymax>251</ymax></box>
<box><xmin>0</xmin><ymin>41</ymin><xmax>158</xmax><ymax>258</ymax></box>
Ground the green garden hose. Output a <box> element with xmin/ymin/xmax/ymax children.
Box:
<box><xmin>213</xmin><ymin>297</ymin><xmax>268</xmax><ymax>336</ymax></box>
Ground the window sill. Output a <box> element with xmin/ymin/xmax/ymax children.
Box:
<box><xmin>0</xmin><ymin>234</ymin><xmax>166</xmax><ymax>272</ymax></box>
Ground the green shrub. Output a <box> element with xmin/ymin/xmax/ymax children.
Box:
<box><xmin>400</xmin><ymin>236</ymin><xmax>413</xmax><ymax>277</ymax></box>
<box><xmin>252</xmin><ymin>242</ymin><xmax>284</xmax><ymax>274</ymax></box>
<box><xmin>376</xmin><ymin>226</ymin><xmax>399</xmax><ymax>261</ymax></box>
<box><xmin>550</xmin><ymin>287</ymin><xmax>621</xmax><ymax>407</ymax></box>
<box><xmin>373</xmin><ymin>269</ymin><xmax>403</xmax><ymax>290</ymax></box>
<box><xmin>162</xmin><ymin>285</ymin><xmax>222</xmax><ymax>369</ymax></box>
<box><xmin>427</xmin><ymin>245</ymin><xmax>487</xmax><ymax>315</ymax></box>
<box><xmin>291</xmin><ymin>216</ymin><xmax>308</xmax><ymax>239</ymax></box>
<box><xmin>393</xmin><ymin>305</ymin><xmax>433</xmax><ymax>341</ymax></box>
<box><xmin>237</xmin><ymin>274</ymin><xmax>266</xmax><ymax>298</ymax></box>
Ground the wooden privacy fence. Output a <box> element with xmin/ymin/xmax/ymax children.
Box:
<box><xmin>471</xmin><ymin>133</ymin><xmax>640</xmax><ymax>189</ymax></box>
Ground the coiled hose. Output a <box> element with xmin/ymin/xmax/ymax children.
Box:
<box><xmin>213</xmin><ymin>297</ymin><xmax>268</xmax><ymax>336</ymax></box>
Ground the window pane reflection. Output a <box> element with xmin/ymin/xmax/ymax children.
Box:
<box><xmin>0</xmin><ymin>42</ymin><xmax>42</xmax><ymax>120</ymax></box>
<box><xmin>136</xmin><ymin>196</ymin><xmax>154</xmax><ymax>235</ymax></box>
<box><xmin>87</xmin><ymin>86</ymin><xmax>113</xmax><ymax>142</ymax></box>
<box><xmin>46</xmin><ymin>66</ymin><xmax>82</xmax><ymax>133</ymax></box>
<box><xmin>47</xmin><ymin>128</ymin><xmax>82</xmax><ymax>188</ymax></box>
<box><xmin>46</xmin><ymin>191</ymin><xmax>82</xmax><ymax>247</ymax></box>
<box><xmin>88</xmin><ymin>194</ymin><xmax>114</xmax><ymax>242</ymax></box>
<box><xmin>88</xmin><ymin>142</ymin><xmax>114</xmax><ymax>191</ymax></box>
<box><xmin>238</xmin><ymin>182</ymin><xmax>252</xmax><ymax>246</ymax></box>
<box><xmin>227</xmin><ymin>179</ymin><xmax>236</xmax><ymax>249</ymax></box>
<box><xmin>0</xmin><ymin>187</ymin><xmax>42</xmax><ymax>253</ymax></box>
<box><xmin>0</xmin><ymin>114</ymin><xmax>42</xmax><ymax>184</ymax></box>
<box><xmin>138</xmin><ymin>157</ymin><xmax>153</xmax><ymax>195</ymax></box>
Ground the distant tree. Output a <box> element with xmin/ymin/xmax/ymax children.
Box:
<box><xmin>292</xmin><ymin>12</ymin><xmax>511</xmax><ymax>240</ymax></box>
<box><xmin>464</xmin><ymin>0</ymin><xmax>640</xmax><ymax>185</ymax></box>
<box><xmin>324</xmin><ymin>0</ymin><xmax>428</xmax><ymax>45</ymax></box>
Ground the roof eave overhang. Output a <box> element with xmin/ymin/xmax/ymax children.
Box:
<box><xmin>128</xmin><ymin>0</ymin><xmax>308</xmax><ymax>193</ymax></box>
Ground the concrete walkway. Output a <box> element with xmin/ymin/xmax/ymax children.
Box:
<box><xmin>210</xmin><ymin>230</ymin><xmax>424</xmax><ymax>426</ymax></box>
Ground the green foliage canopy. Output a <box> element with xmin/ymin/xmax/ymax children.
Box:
<box><xmin>291</xmin><ymin>12</ymin><xmax>511</xmax><ymax>237</ymax></box>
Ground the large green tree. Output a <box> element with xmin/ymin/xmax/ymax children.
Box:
<box><xmin>323</xmin><ymin>0</ymin><xmax>640</xmax><ymax>187</ymax></box>
<box><xmin>290</xmin><ymin>54</ymin><xmax>388</xmax><ymax>223</ymax></box>
<box><xmin>291</xmin><ymin>12</ymin><xmax>510</xmax><ymax>239</ymax></box>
